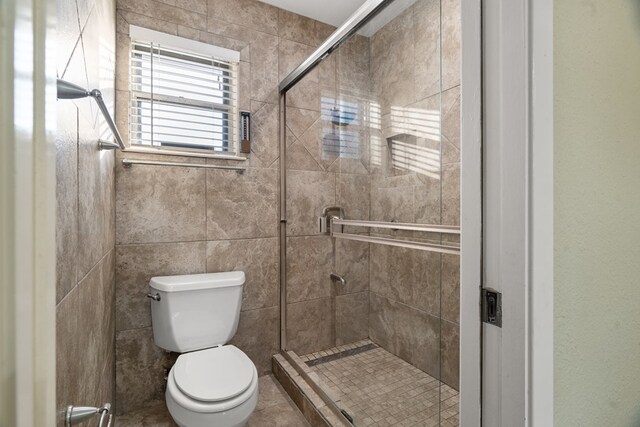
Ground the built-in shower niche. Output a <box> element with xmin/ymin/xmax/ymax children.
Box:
<box><xmin>386</xmin><ymin>133</ymin><xmax>443</xmax><ymax>180</ymax></box>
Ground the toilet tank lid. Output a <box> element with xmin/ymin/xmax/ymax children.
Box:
<box><xmin>149</xmin><ymin>271</ymin><xmax>245</xmax><ymax>292</ymax></box>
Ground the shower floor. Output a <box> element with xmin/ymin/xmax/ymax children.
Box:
<box><xmin>300</xmin><ymin>340</ymin><xmax>459</xmax><ymax>427</ymax></box>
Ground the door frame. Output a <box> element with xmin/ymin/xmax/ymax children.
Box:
<box><xmin>0</xmin><ymin>0</ymin><xmax>57</xmax><ymax>425</ymax></box>
<box><xmin>478</xmin><ymin>0</ymin><xmax>554</xmax><ymax>426</ymax></box>
<box><xmin>459</xmin><ymin>0</ymin><xmax>483</xmax><ymax>425</ymax></box>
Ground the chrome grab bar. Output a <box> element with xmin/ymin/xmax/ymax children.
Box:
<box><xmin>65</xmin><ymin>403</ymin><xmax>112</xmax><ymax>427</ymax></box>
<box><xmin>329</xmin><ymin>218</ymin><xmax>460</xmax><ymax>255</ymax></box>
<box><xmin>122</xmin><ymin>158</ymin><xmax>245</xmax><ymax>172</ymax></box>
<box><xmin>331</xmin><ymin>218</ymin><xmax>460</xmax><ymax>234</ymax></box>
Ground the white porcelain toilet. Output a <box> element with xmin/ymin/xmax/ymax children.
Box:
<box><xmin>148</xmin><ymin>271</ymin><xmax>258</xmax><ymax>427</ymax></box>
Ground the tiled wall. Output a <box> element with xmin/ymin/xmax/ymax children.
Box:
<box><xmin>112</xmin><ymin>0</ymin><xmax>336</xmax><ymax>416</ymax></box>
<box><xmin>55</xmin><ymin>0</ymin><xmax>116</xmax><ymax>423</ymax></box>
<box><xmin>367</xmin><ymin>0</ymin><xmax>461</xmax><ymax>390</ymax></box>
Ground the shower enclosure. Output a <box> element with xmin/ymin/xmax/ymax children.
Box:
<box><xmin>279</xmin><ymin>0</ymin><xmax>461</xmax><ymax>425</ymax></box>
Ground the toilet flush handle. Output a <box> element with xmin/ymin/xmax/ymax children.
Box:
<box><xmin>146</xmin><ymin>292</ymin><xmax>161</xmax><ymax>301</ymax></box>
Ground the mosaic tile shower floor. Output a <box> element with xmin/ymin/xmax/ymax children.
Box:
<box><xmin>301</xmin><ymin>340</ymin><xmax>459</xmax><ymax>427</ymax></box>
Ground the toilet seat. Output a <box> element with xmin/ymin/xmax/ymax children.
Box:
<box><xmin>173</xmin><ymin>345</ymin><xmax>254</xmax><ymax>402</ymax></box>
<box><xmin>167</xmin><ymin>345</ymin><xmax>258</xmax><ymax>414</ymax></box>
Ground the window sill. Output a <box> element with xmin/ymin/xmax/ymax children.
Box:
<box><xmin>123</xmin><ymin>146</ymin><xmax>247</xmax><ymax>161</ymax></box>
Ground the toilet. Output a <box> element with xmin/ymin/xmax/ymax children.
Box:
<box><xmin>148</xmin><ymin>271</ymin><xmax>258</xmax><ymax>427</ymax></box>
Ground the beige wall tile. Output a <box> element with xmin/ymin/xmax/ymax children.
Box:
<box><xmin>335</xmin><ymin>239</ymin><xmax>369</xmax><ymax>295</ymax></box>
<box><xmin>115</xmin><ymin>159</ymin><xmax>207</xmax><ymax>244</ymax></box>
<box><xmin>286</xmin><ymin>170</ymin><xmax>335</xmax><ymax>236</ymax></box>
<box><xmin>286</xmin><ymin>140</ymin><xmax>324</xmax><ymax>172</ymax></box>
<box><xmin>115</xmin><ymin>327</ymin><xmax>177</xmax><ymax>415</ymax></box>
<box><xmin>370</xmin><ymin>176</ymin><xmax>416</xmax><ymax>224</ymax></box>
<box><xmin>56</xmin><ymin>288</ymin><xmax>81</xmax><ymax>424</ymax></box>
<box><xmin>336</xmin><ymin>291</ymin><xmax>369</xmax><ymax>346</ymax></box>
<box><xmin>77</xmin><ymin>251</ymin><xmax>116</xmax><ymax>399</ymax></box>
<box><xmin>287</xmin><ymin>297</ymin><xmax>334</xmax><ymax>355</ymax></box>
<box><xmin>441</xmin><ymin>254</ymin><xmax>460</xmax><ymax>324</ymax></box>
<box><xmin>77</xmin><ymin>103</ymin><xmax>116</xmax><ymax>280</ymax></box>
<box><xmin>118</xmin><ymin>0</ymin><xmax>206</xmax><ymax>30</ymax></box>
<box><xmin>114</xmin><ymin>32</ymin><xmax>130</xmax><ymax>92</ymax></box>
<box><xmin>118</xmin><ymin>9</ymin><xmax>179</xmax><ymax>35</ymax></box>
<box><xmin>336</xmin><ymin>173</ymin><xmax>370</xmax><ymax>225</ymax></box>
<box><xmin>230</xmin><ymin>306</ymin><xmax>280</xmax><ymax>375</ymax></box>
<box><xmin>335</xmin><ymin>34</ymin><xmax>370</xmax><ymax>95</ymax></box>
<box><xmin>56</xmin><ymin>0</ymin><xmax>81</xmax><ymax>75</ymax></box>
<box><xmin>369</xmin><ymin>293</ymin><xmax>440</xmax><ymax>378</ymax></box>
<box><xmin>206</xmin><ymin>238</ymin><xmax>279</xmax><ymax>311</ymax></box>
<box><xmin>249</xmin><ymin>101</ymin><xmax>279</xmax><ymax>167</ymax></box>
<box><xmin>249</xmin><ymin>31</ymin><xmax>279</xmax><ymax>104</ymax></box>
<box><xmin>278</xmin><ymin>39</ymin><xmax>319</xmax><ymax>110</ymax></box>
<box><xmin>277</xmin><ymin>9</ymin><xmax>332</xmax><ymax>47</ymax></box>
<box><xmin>285</xmin><ymin>107</ymin><xmax>319</xmax><ymax>141</ymax></box>
<box><xmin>442</xmin><ymin>162</ymin><xmax>460</xmax><ymax>226</ymax></box>
<box><xmin>370</xmin><ymin>243</ymin><xmax>441</xmax><ymax>316</ymax></box>
<box><xmin>441</xmin><ymin>0</ymin><xmax>461</xmax><ymax>91</ymax></box>
<box><xmin>56</xmin><ymin>102</ymin><xmax>79</xmax><ymax>303</ymax></box>
<box><xmin>206</xmin><ymin>167</ymin><xmax>278</xmax><ymax>240</ymax></box>
<box><xmin>175</xmin><ymin>0</ymin><xmax>206</xmax><ymax>15</ymax></box>
<box><xmin>370</xmin><ymin>7</ymin><xmax>416</xmax><ymax>115</ymax></box>
<box><xmin>441</xmin><ymin>320</ymin><xmax>459</xmax><ymax>390</ymax></box>
<box><xmin>413</xmin><ymin>0</ymin><xmax>441</xmax><ymax>100</ymax></box>
<box><xmin>115</xmin><ymin>242</ymin><xmax>207</xmax><ymax>331</ymax></box>
<box><xmin>286</xmin><ymin>236</ymin><xmax>333</xmax><ymax>303</ymax></box>
<box><xmin>207</xmin><ymin>0</ymin><xmax>278</xmax><ymax>35</ymax></box>
<box><xmin>298</xmin><ymin>117</ymin><xmax>337</xmax><ymax>170</ymax></box>
<box><xmin>441</xmin><ymin>86</ymin><xmax>461</xmax><ymax>168</ymax></box>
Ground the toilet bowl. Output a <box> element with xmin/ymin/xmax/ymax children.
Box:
<box><xmin>165</xmin><ymin>345</ymin><xmax>258</xmax><ymax>427</ymax></box>
<box><xmin>148</xmin><ymin>272</ymin><xmax>259</xmax><ymax>426</ymax></box>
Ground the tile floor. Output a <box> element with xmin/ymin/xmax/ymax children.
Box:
<box><xmin>301</xmin><ymin>340</ymin><xmax>459</xmax><ymax>427</ymax></box>
<box><xmin>116</xmin><ymin>375</ymin><xmax>310</xmax><ymax>426</ymax></box>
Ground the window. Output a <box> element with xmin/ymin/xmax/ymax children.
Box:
<box><xmin>129</xmin><ymin>26</ymin><xmax>240</xmax><ymax>155</ymax></box>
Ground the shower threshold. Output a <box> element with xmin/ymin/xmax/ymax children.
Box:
<box><xmin>274</xmin><ymin>340</ymin><xmax>459</xmax><ymax>427</ymax></box>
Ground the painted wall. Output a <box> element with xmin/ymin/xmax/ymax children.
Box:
<box><xmin>554</xmin><ymin>1</ymin><xmax>640</xmax><ymax>425</ymax></box>
<box><xmin>55</xmin><ymin>0</ymin><xmax>116</xmax><ymax>423</ymax></box>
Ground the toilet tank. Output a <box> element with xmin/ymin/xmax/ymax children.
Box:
<box><xmin>149</xmin><ymin>271</ymin><xmax>245</xmax><ymax>352</ymax></box>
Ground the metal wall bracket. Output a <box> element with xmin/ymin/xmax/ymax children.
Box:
<box><xmin>481</xmin><ymin>288</ymin><xmax>502</xmax><ymax>327</ymax></box>
<box><xmin>65</xmin><ymin>403</ymin><xmax>112</xmax><ymax>427</ymax></box>
<box><xmin>318</xmin><ymin>206</ymin><xmax>345</xmax><ymax>235</ymax></box>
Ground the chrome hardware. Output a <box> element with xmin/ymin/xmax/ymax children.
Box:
<box><xmin>328</xmin><ymin>218</ymin><xmax>461</xmax><ymax>255</ymax></box>
<box><xmin>146</xmin><ymin>292</ymin><xmax>161</xmax><ymax>301</ymax></box>
<box><xmin>318</xmin><ymin>206</ymin><xmax>345</xmax><ymax>235</ymax></box>
<box><xmin>122</xmin><ymin>158</ymin><xmax>245</xmax><ymax>172</ymax></box>
<box><xmin>65</xmin><ymin>403</ymin><xmax>112</xmax><ymax>427</ymax></box>
<box><xmin>330</xmin><ymin>273</ymin><xmax>346</xmax><ymax>287</ymax></box>
<box><xmin>56</xmin><ymin>79</ymin><xmax>125</xmax><ymax>151</ymax></box>
<box><xmin>482</xmin><ymin>288</ymin><xmax>502</xmax><ymax>327</ymax></box>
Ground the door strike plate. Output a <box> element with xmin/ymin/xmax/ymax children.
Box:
<box><xmin>482</xmin><ymin>288</ymin><xmax>502</xmax><ymax>327</ymax></box>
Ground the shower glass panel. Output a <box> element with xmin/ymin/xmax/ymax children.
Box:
<box><xmin>282</xmin><ymin>0</ymin><xmax>460</xmax><ymax>425</ymax></box>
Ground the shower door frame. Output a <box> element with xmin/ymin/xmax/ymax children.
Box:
<box><xmin>277</xmin><ymin>0</ymin><xmax>484</xmax><ymax>425</ymax></box>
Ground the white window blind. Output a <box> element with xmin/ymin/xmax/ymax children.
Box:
<box><xmin>129</xmin><ymin>40</ymin><xmax>239</xmax><ymax>154</ymax></box>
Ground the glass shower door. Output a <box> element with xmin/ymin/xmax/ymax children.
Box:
<box><xmin>282</xmin><ymin>0</ymin><xmax>460</xmax><ymax>425</ymax></box>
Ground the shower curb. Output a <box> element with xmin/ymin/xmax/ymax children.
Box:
<box><xmin>272</xmin><ymin>354</ymin><xmax>351</xmax><ymax>427</ymax></box>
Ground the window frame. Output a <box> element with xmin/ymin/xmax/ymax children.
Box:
<box><xmin>126</xmin><ymin>25</ymin><xmax>245</xmax><ymax>160</ymax></box>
